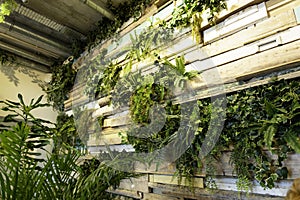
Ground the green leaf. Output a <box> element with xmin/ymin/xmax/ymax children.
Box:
<box><xmin>263</xmin><ymin>125</ymin><xmax>277</xmax><ymax>150</ymax></box>
<box><xmin>264</xmin><ymin>99</ymin><xmax>277</xmax><ymax>117</ymax></box>
<box><xmin>284</xmin><ymin>130</ymin><xmax>300</xmax><ymax>153</ymax></box>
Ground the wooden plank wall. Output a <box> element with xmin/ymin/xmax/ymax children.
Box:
<box><xmin>66</xmin><ymin>0</ymin><xmax>300</xmax><ymax>199</ymax></box>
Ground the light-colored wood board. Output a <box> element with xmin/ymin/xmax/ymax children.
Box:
<box><xmin>103</xmin><ymin>114</ymin><xmax>131</xmax><ymax>128</ymax></box>
<box><xmin>204</xmin><ymin>2</ymin><xmax>268</xmax><ymax>43</ymax></box>
<box><xmin>100</xmin><ymin>127</ymin><xmax>128</xmax><ymax>135</ymax></box>
<box><xmin>87</xmin><ymin>132</ymin><xmax>125</xmax><ymax>146</ymax></box>
<box><xmin>213</xmin><ymin>177</ymin><xmax>291</xmax><ymax>197</ymax></box>
<box><xmin>266</xmin><ymin>0</ymin><xmax>293</xmax><ymax>11</ymax></box>
<box><xmin>200</xmin><ymin>0</ymin><xmax>266</xmax><ymax>29</ymax></box>
<box><xmin>119</xmin><ymin>175</ymin><xmax>149</xmax><ymax>193</ymax></box>
<box><xmin>268</xmin><ymin>0</ymin><xmax>300</xmax><ymax>16</ymax></box>
<box><xmin>186</xmin><ymin>24</ymin><xmax>300</xmax><ymax>73</ymax></box>
<box><xmin>66</xmin><ymin>1</ymin><xmax>297</xmax><ymax>108</ymax></box>
<box><xmin>149</xmin><ymin>174</ymin><xmax>204</xmax><ymax>188</ymax></box>
<box><xmin>185</xmin><ymin>9</ymin><xmax>297</xmax><ymax>64</ymax></box>
<box><xmin>97</xmin><ymin>95</ymin><xmax>111</xmax><ymax>106</ymax></box>
<box><xmin>148</xmin><ymin>182</ymin><xmax>285</xmax><ymax>200</ymax></box>
<box><xmin>73</xmin><ymin>0</ymin><xmax>265</xmax><ymax>71</ymax></box>
<box><xmin>108</xmin><ymin>189</ymin><xmax>143</xmax><ymax>199</ymax></box>
<box><xmin>87</xmin><ymin>144</ymin><xmax>135</xmax><ymax>154</ymax></box>
<box><xmin>143</xmin><ymin>193</ymin><xmax>183</xmax><ymax>200</ymax></box>
<box><xmin>176</xmin><ymin>66</ymin><xmax>300</xmax><ymax>104</ymax></box>
<box><xmin>92</xmin><ymin>105</ymin><xmax>115</xmax><ymax>118</ymax></box>
<box><xmin>181</xmin><ymin>38</ymin><xmax>300</xmax><ymax>95</ymax></box>
<box><xmin>219</xmin><ymin>38</ymin><xmax>300</xmax><ymax>82</ymax></box>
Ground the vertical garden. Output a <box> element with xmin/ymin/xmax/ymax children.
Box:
<box><xmin>1</xmin><ymin>0</ymin><xmax>300</xmax><ymax>199</ymax></box>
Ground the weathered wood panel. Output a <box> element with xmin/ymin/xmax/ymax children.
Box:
<box><xmin>204</xmin><ymin>2</ymin><xmax>268</xmax><ymax>43</ymax></box>
<box><xmin>103</xmin><ymin>114</ymin><xmax>131</xmax><ymax>128</ymax></box>
<box><xmin>267</xmin><ymin>0</ymin><xmax>300</xmax><ymax>16</ymax></box>
<box><xmin>149</xmin><ymin>174</ymin><xmax>204</xmax><ymax>188</ymax></box>
<box><xmin>87</xmin><ymin>133</ymin><xmax>125</xmax><ymax>146</ymax></box>
<box><xmin>119</xmin><ymin>175</ymin><xmax>149</xmax><ymax>193</ymax></box>
<box><xmin>148</xmin><ymin>182</ymin><xmax>287</xmax><ymax>199</ymax></box>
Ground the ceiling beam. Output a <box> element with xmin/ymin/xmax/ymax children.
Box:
<box><xmin>80</xmin><ymin>0</ymin><xmax>115</xmax><ymax>20</ymax></box>
<box><xmin>0</xmin><ymin>21</ymin><xmax>71</xmax><ymax>57</ymax></box>
<box><xmin>0</xmin><ymin>40</ymin><xmax>54</xmax><ymax>66</ymax></box>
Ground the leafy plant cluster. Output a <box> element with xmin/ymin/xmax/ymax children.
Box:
<box><xmin>121</xmin><ymin>72</ymin><xmax>300</xmax><ymax>191</ymax></box>
<box><xmin>167</xmin><ymin>77</ymin><xmax>300</xmax><ymax>191</ymax></box>
<box><xmin>45</xmin><ymin>59</ymin><xmax>77</xmax><ymax>112</ymax></box>
<box><xmin>113</xmin><ymin>56</ymin><xmax>197</xmax><ymax>160</ymax></box>
<box><xmin>0</xmin><ymin>0</ymin><xmax>17</xmax><ymax>23</ymax></box>
<box><xmin>169</xmin><ymin>0</ymin><xmax>226</xmax><ymax>42</ymax></box>
<box><xmin>83</xmin><ymin>23</ymin><xmax>175</xmax><ymax>99</ymax></box>
<box><xmin>53</xmin><ymin>113</ymin><xmax>85</xmax><ymax>153</ymax></box>
<box><xmin>46</xmin><ymin>0</ymin><xmax>226</xmax><ymax>112</ymax></box>
<box><xmin>0</xmin><ymin>94</ymin><xmax>137</xmax><ymax>200</ymax></box>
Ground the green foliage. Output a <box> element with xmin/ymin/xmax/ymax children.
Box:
<box><xmin>121</xmin><ymin>75</ymin><xmax>300</xmax><ymax>191</ymax></box>
<box><xmin>169</xmin><ymin>0</ymin><xmax>226</xmax><ymax>43</ymax></box>
<box><xmin>0</xmin><ymin>94</ymin><xmax>137</xmax><ymax>200</ymax></box>
<box><xmin>0</xmin><ymin>94</ymin><xmax>80</xmax><ymax>200</ymax></box>
<box><xmin>46</xmin><ymin>0</ymin><xmax>226</xmax><ymax>112</ymax></box>
<box><xmin>45</xmin><ymin>60</ymin><xmax>77</xmax><ymax>112</ymax></box>
<box><xmin>53</xmin><ymin>113</ymin><xmax>85</xmax><ymax>153</ymax></box>
<box><xmin>177</xmin><ymin>78</ymin><xmax>300</xmax><ymax>191</ymax></box>
<box><xmin>85</xmin><ymin>61</ymin><xmax>123</xmax><ymax>99</ymax></box>
<box><xmin>0</xmin><ymin>0</ymin><xmax>17</xmax><ymax>23</ymax></box>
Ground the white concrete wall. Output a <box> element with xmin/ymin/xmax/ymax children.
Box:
<box><xmin>0</xmin><ymin>64</ymin><xmax>57</xmax><ymax>122</ymax></box>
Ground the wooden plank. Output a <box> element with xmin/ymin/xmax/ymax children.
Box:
<box><xmin>266</xmin><ymin>0</ymin><xmax>293</xmax><ymax>11</ymax></box>
<box><xmin>73</xmin><ymin>0</ymin><xmax>265</xmax><ymax>71</ymax></box>
<box><xmin>285</xmin><ymin>153</ymin><xmax>300</xmax><ymax>178</ymax></box>
<box><xmin>181</xmin><ymin>37</ymin><xmax>300</xmax><ymax>95</ymax></box>
<box><xmin>200</xmin><ymin>0</ymin><xmax>266</xmax><ymax>29</ymax></box>
<box><xmin>97</xmin><ymin>95</ymin><xmax>111</xmax><ymax>106</ymax></box>
<box><xmin>67</xmin><ymin>1</ymin><xmax>297</xmax><ymax>107</ymax></box>
<box><xmin>87</xmin><ymin>144</ymin><xmax>135</xmax><ymax>154</ymax></box>
<box><xmin>204</xmin><ymin>2</ymin><xmax>268</xmax><ymax>43</ymax></box>
<box><xmin>148</xmin><ymin>182</ymin><xmax>285</xmax><ymax>200</ymax></box>
<box><xmin>149</xmin><ymin>174</ymin><xmax>204</xmax><ymax>188</ymax></box>
<box><xmin>176</xmin><ymin>66</ymin><xmax>300</xmax><ymax>104</ymax></box>
<box><xmin>213</xmin><ymin>177</ymin><xmax>292</xmax><ymax>197</ymax></box>
<box><xmin>92</xmin><ymin>105</ymin><xmax>115</xmax><ymax>118</ymax></box>
<box><xmin>101</xmin><ymin>127</ymin><xmax>128</xmax><ymax>135</ymax></box>
<box><xmin>186</xmin><ymin>24</ymin><xmax>300</xmax><ymax>73</ymax></box>
<box><xmin>103</xmin><ymin>114</ymin><xmax>131</xmax><ymax>128</ymax></box>
<box><xmin>109</xmin><ymin>189</ymin><xmax>184</xmax><ymax>200</ymax></box>
<box><xmin>186</xmin><ymin>9</ymin><xmax>297</xmax><ymax>63</ymax></box>
<box><xmin>267</xmin><ymin>0</ymin><xmax>300</xmax><ymax>16</ymax></box>
<box><xmin>119</xmin><ymin>175</ymin><xmax>149</xmax><ymax>193</ymax></box>
<box><xmin>219</xmin><ymin>38</ymin><xmax>300</xmax><ymax>82</ymax></box>
<box><xmin>143</xmin><ymin>193</ymin><xmax>183</xmax><ymax>200</ymax></box>
<box><xmin>87</xmin><ymin>132</ymin><xmax>125</xmax><ymax>146</ymax></box>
